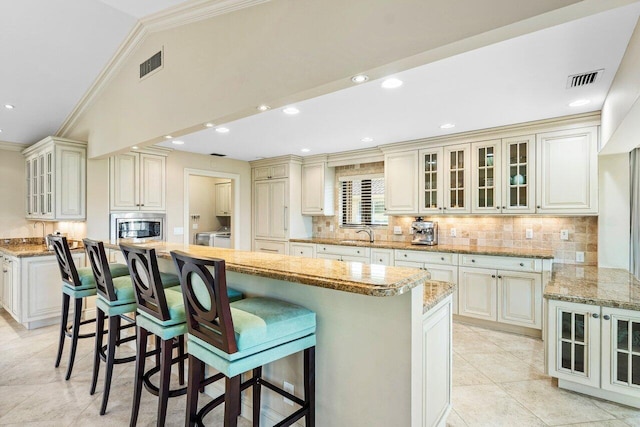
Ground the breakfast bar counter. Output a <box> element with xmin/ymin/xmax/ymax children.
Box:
<box><xmin>105</xmin><ymin>241</ymin><xmax>454</xmax><ymax>427</ymax></box>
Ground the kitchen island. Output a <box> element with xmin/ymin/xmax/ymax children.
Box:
<box><xmin>105</xmin><ymin>241</ymin><xmax>454</xmax><ymax>427</ymax></box>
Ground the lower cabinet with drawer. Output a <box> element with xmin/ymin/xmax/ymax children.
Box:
<box><xmin>290</xmin><ymin>242</ymin><xmax>315</xmax><ymax>258</ymax></box>
<box><xmin>316</xmin><ymin>244</ymin><xmax>370</xmax><ymax>262</ymax></box>
<box><xmin>254</xmin><ymin>239</ymin><xmax>288</xmax><ymax>255</ymax></box>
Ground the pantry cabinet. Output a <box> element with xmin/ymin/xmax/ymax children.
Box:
<box><xmin>301</xmin><ymin>158</ymin><xmax>335</xmax><ymax>215</ymax></box>
<box><xmin>110</xmin><ymin>150</ymin><xmax>167</xmax><ymax>211</ymax></box>
<box><xmin>254</xmin><ymin>180</ymin><xmax>288</xmax><ymax>240</ymax></box>
<box><xmin>536</xmin><ymin>126</ymin><xmax>598</xmax><ymax>214</ymax></box>
<box><xmin>23</xmin><ymin>137</ymin><xmax>87</xmax><ymax>220</ymax></box>
<box><xmin>215</xmin><ymin>182</ymin><xmax>232</xmax><ymax>216</ymax></box>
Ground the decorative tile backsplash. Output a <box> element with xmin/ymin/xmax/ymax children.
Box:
<box><xmin>312</xmin><ymin>162</ymin><xmax>598</xmax><ymax>265</ymax></box>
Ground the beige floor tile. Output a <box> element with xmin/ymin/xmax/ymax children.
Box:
<box><xmin>554</xmin><ymin>421</ymin><xmax>630</xmax><ymax>427</ymax></box>
<box><xmin>462</xmin><ymin>351</ymin><xmax>548</xmax><ymax>383</ymax></box>
<box><xmin>453</xmin><ymin>354</ymin><xmax>492</xmax><ymax>386</ymax></box>
<box><xmin>591</xmin><ymin>398</ymin><xmax>640</xmax><ymax>419</ymax></box>
<box><xmin>501</xmin><ymin>379</ymin><xmax>616</xmax><ymax>426</ymax></box>
<box><xmin>509</xmin><ymin>348</ymin><xmax>546</xmax><ymax>370</ymax></box>
<box><xmin>453</xmin><ymin>384</ymin><xmax>545</xmax><ymax>426</ymax></box>
<box><xmin>452</xmin><ymin>332</ymin><xmax>504</xmax><ymax>355</ymax></box>
<box><xmin>481</xmin><ymin>330</ymin><xmax>544</xmax><ymax>353</ymax></box>
<box><xmin>623</xmin><ymin>417</ymin><xmax>640</xmax><ymax>426</ymax></box>
<box><xmin>446</xmin><ymin>409</ymin><xmax>468</xmax><ymax>426</ymax></box>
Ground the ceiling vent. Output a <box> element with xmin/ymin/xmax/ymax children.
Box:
<box><xmin>140</xmin><ymin>50</ymin><xmax>163</xmax><ymax>79</ymax></box>
<box><xmin>566</xmin><ymin>69</ymin><xmax>604</xmax><ymax>89</ymax></box>
<box><xmin>210</xmin><ymin>153</ymin><xmax>227</xmax><ymax>157</ymax></box>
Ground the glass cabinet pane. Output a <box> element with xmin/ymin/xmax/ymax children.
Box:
<box><xmin>449</xmin><ymin>150</ymin><xmax>465</xmax><ymax>208</ymax></box>
<box><xmin>619</xmin><ymin>320</ymin><xmax>629</xmax><ymax>350</ymax></box>
<box><xmin>559</xmin><ymin>310</ymin><xmax>590</xmax><ymax>375</ymax></box>
<box><xmin>505</xmin><ymin>139</ymin><xmax>530</xmax><ymax>209</ymax></box>
<box><xmin>617</xmin><ymin>352</ymin><xmax>629</xmax><ymax>383</ymax></box>
<box><xmin>476</xmin><ymin>145</ymin><xmax>496</xmax><ymax>209</ymax></box>
<box><xmin>422</xmin><ymin>152</ymin><xmax>439</xmax><ymax>209</ymax></box>
<box><xmin>633</xmin><ymin>355</ymin><xmax>640</xmax><ymax>386</ymax></box>
<box><xmin>632</xmin><ymin>322</ymin><xmax>640</xmax><ymax>353</ymax></box>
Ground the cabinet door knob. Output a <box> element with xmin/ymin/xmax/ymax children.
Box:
<box><xmin>443</xmin><ymin>207</ymin><xmax>447</xmax><ymax>210</ymax></box>
<box><xmin>603</xmin><ymin>315</ymin><xmax>611</xmax><ymax>320</ymax></box>
<box><xmin>497</xmin><ymin>275</ymin><xmax>502</xmax><ymax>279</ymax></box>
<box><xmin>379</xmin><ymin>259</ymin><xmax>383</xmax><ymax>262</ymax></box>
<box><xmin>519</xmin><ymin>262</ymin><xmax>524</xmax><ymax>267</ymax></box>
<box><xmin>404</xmin><ymin>254</ymin><xmax>407</xmax><ymax>258</ymax></box>
<box><xmin>471</xmin><ymin>259</ymin><xmax>475</xmax><ymax>263</ymax></box>
<box><xmin>502</xmin><ymin>206</ymin><xmax>506</xmax><ymax>209</ymax></box>
<box><xmin>496</xmin><ymin>207</ymin><xmax>500</xmax><ymax>210</ymax></box>
<box><xmin>536</xmin><ymin>205</ymin><xmax>541</xmax><ymax>209</ymax></box>
<box><xmin>592</xmin><ymin>313</ymin><xmax>599</xmax><ymax>319</ymax></box>
<box><xmin>357</xmin><ymin>250</ymin><xmax>360</xmax><ymax>254</ymax></box>
<box><xmin>441</xmin><ymin>257</ymin><xmax>445</xmax><ymax>261</ymax></box>
<box><xmin>491</xmin><ymin>274</ymin><xmax>496</xmax><ymax>278</ymax></box>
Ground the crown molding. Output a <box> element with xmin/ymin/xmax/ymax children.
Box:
<box><xmin>0</xmin><ymin>140</ymin><xmax>26</xmax><ymax>152</ymax></box>
<box><xmin>57</xmin><ymin>0</ymin><xmax>269</xmax><ymax>138</ymax></box>
<box><xmin>327</xmin><ymin>147</ymin><xmax>383</xmax><ymax>168</ymax></box>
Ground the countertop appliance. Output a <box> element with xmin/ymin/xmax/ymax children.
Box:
<box><xmin>195</xmin><ymin>226</ymin><xmax>231</xmax><ymax>249</ymax></box>
<box><xmin>110</xmin><ymin>212</ymin><xmax>165</xmax><ymax>242</ymax></box>
<box><xmin>411</xmin><ymin>218</ymin><xmax>438</xmax><ymax>246</ymax></box>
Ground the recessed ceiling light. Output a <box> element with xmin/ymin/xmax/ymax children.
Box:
<box><xmin>381</xmin><ymin>78</ymin><xmax>403</xmax><ymax>89</ymax></box>
<box><xmin>205</xmin><ymin>123</ymin><xmax>214</xmax><ymax>128</ymax></box>
<box><xmin>165</xmin><ymin>135</ymin><xmax>172</xmax><ymax>139</ymax></box>
<box><xmin>440</xmin><ymin>123</ymin><xmax>456</xmax><ymax>129</ymax></box>
<box><xmin>283</xmin><ymin>106</ymin><xmax>300</xmax><ymax>115</ymax></box>
<box><xmin>132</xmin><ymin>146</ymin><xmax>139</xmax><ymax>150</ymax></box>
<box><xmin>172</xmin><ymin>140</ymin><xmax>185</xmax><ymax>145</ymax></box>
<box><xmin>361</xmin><ymin>137</ymin><xmax>374</xmax><ymax>142</ymax></box>
<box><xmin>301</xmin><ymin>148</ymin><xmax>311</xmax><ymax>153</ymax></box>
<box><xmin>4</xmin><ymin>104</ymin><xmax>14</xmax><ymax>109</ymax></box>
<box><xmin>216</xmin><ymin>127</ymin><xmax>230</xmax><ymax>133</ymax></box>
<box><xmin>351</xmin><ymin>74</ymin><xmax>369</xmax><ymax>84</ymax></box>
<box><xmin>257</xmin><ymin>104</ymin><xmax>271</xmax><ymax>111</ymax></box>
<box><xmin>0</xmin><ymin>129</ymin><xmax>3</xmax><ymax>133</ymax></box>
<box><xmin>569</xmin><ymin>99</ymin><xmax>591</xmax><ymax>107</ymax></box>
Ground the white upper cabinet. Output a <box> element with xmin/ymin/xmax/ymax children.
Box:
<box><xmin>254</xmin><ymin>164</ymin><xmax>288</xmax><ymax>181</ymax></box>
<box><xmin>301</xmin><ymin>160</ymin><xmax>335</xmax><ymax>216</ymax></box>
<box><xmin>23</xmin><ymin>137</ymin><xmax>86</xmax><ymax>220</ymax></box>
<box><xmin>419</xmin><ymin>147</ymin><xmax>444</xmax><ymax>214</ymax></box>
<box><xmin>443</xmin><ymin>144</ymin><xmax>471</xmax><ymax>214</ymax></box>
<box><xmin>215</xmin><ymin>182</ymin><xmax>232</xmax><ymax>216</ymax></box>
<box><xmin>471</xmin><ymin>135</ymin><xmax>536</xmax><ymax>214</ymax></box>
<box><xmin>536</xmin><ymin>126</ymin><xmax>598</xmax><ymax>214</ymax></box>
<box><xmin>384</xmin><ymin>150</ymin><xmax>419</xmax><ymax>214</ymax></box>
<box><xmin>110</xmin><ymin>150</ymin><xmax>167</xmax><ymax>211</ymax></box>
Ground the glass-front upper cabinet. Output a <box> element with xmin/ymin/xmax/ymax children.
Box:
<box><xmin>419</xmin><ymin>147</ymin><xmax>444</xmax><ymax>214</ymax></box>
<box><xmin>502</xmin><ymin>135</ymin><xmax>535</xmax><ymax>214</ymax></box>
<box><xmin>443</xmin><ymin>144</ymin><xmax>470</xmax><ymax>214</ymax></box>
<box><xmin>471</xmin><ymin>140</ymin><xmax>501</xmax><ymax>213</ymax></box>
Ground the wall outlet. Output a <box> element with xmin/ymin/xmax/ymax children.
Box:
<box><xmin>329</xmin><ymin>224</ymin><xmax>334</xmax><ymax>232</ymax></box>
<box><xmin>173</xmin><ymin>227</ymin><xmax>184</xmax><ymax>235</ymax></box>
<box><xmin>576</xmin><ymin>251</ymin><xmax>585</xmax><ymax>263</ymax></box>
<box><xmin>450</xmin><ymin>228</ymin><xmax>456</xmax><ymax>237</ymax></box>
<box><xmin>525</xmin><ymin>229</ymin><xmax>533</xmax><ymax>239</ymax></box>
<box><xmin>560</xmin><ymin>230</ymin><xmax>569</xmax><ymax>240</ymax></box>
<box><xmin>192</xmin><ymin>223</ymin><xmax>198</xmax><ymax>230</ymax></box>
<box><xmin>393</xmin><ymin>226</ymin><xmax>402</xmax><ymax>235</ymax></box>
<box><xmin>283</xmin><ymin>381</ymin><xmax>294</xmax><ymax>406</ymax></box>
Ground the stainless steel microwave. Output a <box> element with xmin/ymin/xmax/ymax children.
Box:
<box><xmin>110</xmin><ymin>212</ymin><xmax>165</xmax><ymax>242</ymax></box>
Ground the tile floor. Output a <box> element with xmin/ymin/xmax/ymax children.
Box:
<box><xmin>0</xmin><ymin>311</ymin><xmax>251</xmax><ymax>426</ymax></box>
<box><xmin>448</xmin><ymin>322</ymin><xmax>640</xmax><ymax>427</ymax></box>
<box><xmin>2</xmin><ymin>310</ymin><xmax>640</xmax><ymax>427</ymax></box>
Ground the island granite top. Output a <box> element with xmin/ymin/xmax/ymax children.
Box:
<box><xmin>544</xmin><ymin>264</ymin><xmax>640</xmax><ymax>311</ymax></box>
<box><xmin>104</xmin><ymin>241</ymin><xmax>455</xmax><ymax>303</ymax></box>
<box><xmin>290</xmin><ymin>238</ymin><xmax>553</xmax><ymax>259</ymax></box>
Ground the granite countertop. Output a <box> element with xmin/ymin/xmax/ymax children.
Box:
<box><xmin>291</xmin><ymin>238</ymin><xmax>554</xmax><ymax>259</ymax></box>
<box><xmin>423</xmin><ymin>280</ymin><xmax>456</xmax><ymax>313</ymax></box>
<box><xmin>544</xmin><ymin>264</ymin><xmax>640</xmax><ymax>311</ymax></box>
<box><xmin>0</xmin><ymin>240</ymin><xmax>84</xmax><ymax>258</ymax></box>
<box><xmin>104</xmin><ymin>241</ymin><xmax>455</xmax><ymax>305</ymax></box>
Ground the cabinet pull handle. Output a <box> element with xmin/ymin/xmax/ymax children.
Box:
<box><xmin>140</xmin><ymin>204</ymin><xmax>144</xmax><ymax>207</ymax></box>
<box><xmin>261</xmin><ymin>248</ymin><xmax>279</xmax><ymax>253</ymax></box>
<box><xmin>497</xmin><ymin>275</ymin><xmax>502</xmax><ymax>279</ymax></box>
<box><xmin>491</xmin><ymin>274</ymin><xmax>496</xmax><ymax>278</ymax></box>
<box><xmin>284</xmin><ymin>206</ymin><xmax>288</xmax><ymax>231</ymax></box>
<box><xmin>592</xmin><ymin>313</ymin><xmax>599</xmax><ymax>319</ymax></box>
<box><xmin>603</xmin><ymin>315</ymin><xmax>611</xmax><ymax>320</ymax></box>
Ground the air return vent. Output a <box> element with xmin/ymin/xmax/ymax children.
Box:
<box><xmin>210</xmin><ymin>153</ymin><xmax>227</xmax><ymax>157</ymax></box>
<box><xmin>566</xmin><ymin>69</ymin><xmax>604</xmax><ymax>89</ymax></box>
<box><xmin>140</xmin><ymin>50</ymin><xmax>162</xmax><ymax>79</ymax></box>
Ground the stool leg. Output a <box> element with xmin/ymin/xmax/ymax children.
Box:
<box><xmin>65</xmin><ymin>297</ymin><xmax>83</xmax><ymax>380</ymax></box>
<box><xmin>252</xmin><ymin>367</ymin><xmax>262</xmax><ymax>427</ymax></box>
<box><xmin>186</xmin><ymin>354</ymin><xmax>203</xmax><ymax>427</ymax></box>
<box><xmin>100</xmin><ymin>314</ymin><xmax>119</xmax><ymax>415</ymax></box>
<box><xmin>178</xmin><ymin>335</ymin><xmax>185</xmax><ymax>386</ymax></box>
<box><xmin>155</xmin><ymin>335</ymin><xmax>161</xmax><ymax>367</ymax></box>
<box><xmin>130</xmin><ymin>325</ymin><xmax>148</xmax><ymax>427</ymax></box>
<box><xmin>224</xmin><ymin>375</ymin><xmax>240</xmax><ymax>427</ymax></box>
<box><xmin>115</xmin><ymin>315</ymin><xmax>122</xmax><ymax>346</ymax></box>
<box><xmin>304</xmin><ymin>347</ymin><xmax>316</xmax><ymax>427</ymax></box>
<box><xmin>55</xmin><ymin>292</ymin><xmax>70</xmax><ymax>368</ymax></box>
<box><xmin>90</xmin><ymin>308</ymin><xmax>106</xmax><ymax>395</ymax></box>
<box><xmin>158</xmin><ymin>338</ymin><xmax>173</xmax><ymax>427</ymax></box>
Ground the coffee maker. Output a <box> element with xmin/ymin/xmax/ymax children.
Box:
<box><xmin>411</xmin><ymin>217</ymin><xmax>438</xmax><ymax>246</ymax></box>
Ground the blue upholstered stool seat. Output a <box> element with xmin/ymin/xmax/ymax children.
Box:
<box><xmin>76</xmin><ymin>263</ymin><xmax>129</xmax><ymax>290</ymax></box>
<box><xmin>187</xmin><ymin>297</ymin><xmax>316</xmax><ymax>377</ymax></box>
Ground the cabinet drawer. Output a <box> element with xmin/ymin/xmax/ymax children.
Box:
<box><xmin>395</xmin><ymin>250</ymin><xmax>457</xmax><ymax>265</ymax></box>
<box><xmin>459</xmin><ymin>254</ymin><xmax>540</xmax><ymax>272</ymax></box>
<box><xmin>316</xmin><ymin>244</ymin><xmax>370</xmax><ymax>258</ymax></box>
<box><xmin>371</xmin><ymin>248</ymin><xmax>394</xmax><ymax>266</ymax></box>
<box><xmin>290</xmin><ymin>243</ymin><xmax>315</xmax><ymax>258</ymax></box>
<box><xmin>254</xmin><ymin>240</ymin><xmax>287</xmax><ymax>255</ymax></box>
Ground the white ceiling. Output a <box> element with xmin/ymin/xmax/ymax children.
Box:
<box><xmin>155</xmin><ymin>2</ymin><xmax>640</xmax><ymax>161</ymax></box>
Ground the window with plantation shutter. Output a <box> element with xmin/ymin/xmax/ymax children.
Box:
<box><xmin>339</xmin><ymin>174</ymin><xmax>387</xmax><ymax>226</ymax></box>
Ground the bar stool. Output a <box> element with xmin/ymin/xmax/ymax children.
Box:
<box><xmin>121</xmin><ymin>244</ymin><xmax>243</xmax><ymax>427</ymax></box>
<box><xmin>50</xmin><ymin>235</ymin><xmax>130</xmax><ymax>380</ymax></box>
<box><xmin>171</xmin><ymin>251</ymin><xmax>316</xmax><ymax>427</ymax></box>
<box><xmin>84</xmin><ymin>239</ymin><xmax>174</xmax><ymax>415</ymax></box>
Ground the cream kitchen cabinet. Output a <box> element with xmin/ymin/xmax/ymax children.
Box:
<box><xmin>1</xmin><ymin>254</ymin><xmax>18</xmax><ymax>319</ymax></box>
<box><xmin>215</xmin><ymin>181</ymin><xmax>232</xmax><ymax>216</ymax></box>
<box><xmin>443</xmin><ymin>144</ymin><xmax>471</xmax><ymax>214</ymax></box>
<box><xmin>547</xmin><ymin>300</ymin><xmax>640</xmax><ymax>408</ymax></box>
<box><xmin>536</xmin><ymin>126</ymin><xmax>598</xmax><ymax>214</ymax></box>
<box><xmin>254</xmin><ymin>180</ymin><xmax>288</xmax><ymax>240</ymax></box>
<box><xmin>290</xmin><ymin>242</ymin><xmax>316</xmax><ymax>258</ymax></box>
<box><xmin>384</xmin><ymin>150</ymin><xmax>419</xmax><ymax>214</ymax></box>
<box><xmin>110</xmin><ymin>150</ymin><xmax>167</xmax><ymax>211</ymax></box>
<box><xmin>316</xmin><ymin>244</ymin><xmax>370</xmax><ymax>262</ymax></box>
<box><xmin>419</xmin><ymin>147</ymin><xmax>445</xmax><ymax>214</ymax></box>
<box><xmin>301</xmin><ymin>158</ymin><xmax>335</xmax><ymax>216</ymax></box>
<box><xmin>471</xmin><ymin>135</ymin><xmax>536</xmax><ymax>214</ymax></box>
<box><xmin>253</xmin><ymin>240</ymin><xmax>288</xmax><ymax>255</ymax></box>
<box><xmin>253</xmin><ymin>164</ymin><xmax>288</xmax><ymax>181</ymax></box>
<box><xmin>23</xmin><ymin>137</ymin><xmax>87</xmax><ymax>220</ymax></box>
<box><xmin>371</xmin><ymin>248</ymin><xmax>394</xmax><ymax>266</ymax></box>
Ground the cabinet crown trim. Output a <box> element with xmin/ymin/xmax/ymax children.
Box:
<box><xmin>22</xmin><ymin>136</ymin><xmax>87</xmax><ymax>155</ymax></box>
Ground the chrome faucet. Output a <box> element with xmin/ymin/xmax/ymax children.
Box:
<box><xmin>33</xmin><ymin>221</ymin><xmax>46</xmax><ymax>242</ymax></box>
<box><xmin>356</xmin><ymin>227</ymin><xmax>374</xmax><ymax>243</ymax></box>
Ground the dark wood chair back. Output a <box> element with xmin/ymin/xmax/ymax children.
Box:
<box><xmin>171</xmin><ymin>251</ymin><xmax>237</xmax><ymax>354</ymax></box>
<box><xmin>49</xmin><ymin>235</ymin><xmax>81</xmax><ymax>288</ymax></box>
<box><xmin>120</xmin><ymin>244</ymin><xmax>170</xmax><ymax>321</ymax></box>
<box><xmin>83</xmin><ymin>239</ymin><xmax>117</xmax><ymax>301</ymax></box>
